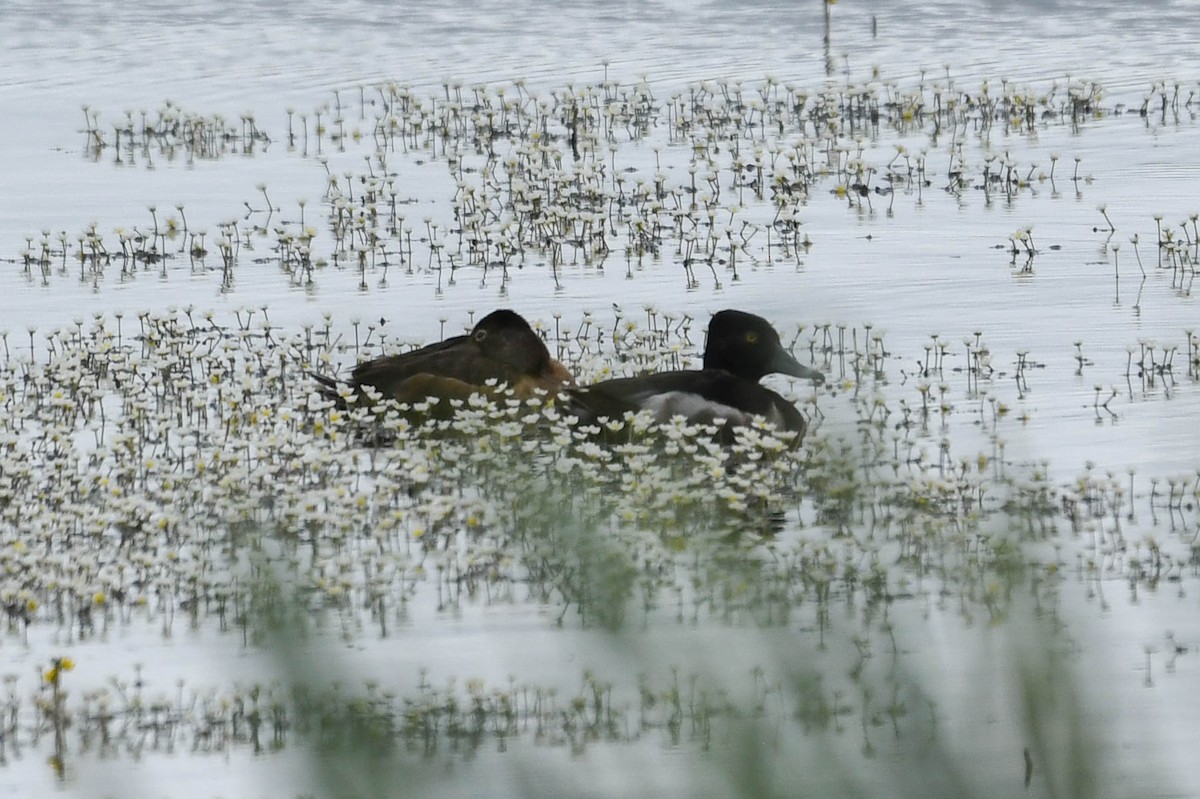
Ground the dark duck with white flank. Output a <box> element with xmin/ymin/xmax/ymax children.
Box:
<box><xmin>314</xmin><ymin>309</ymin><xmax>573</xmax><ymax>413</ymax></box>
<box><xmin>564</xmin><ymin>310</ymin><xmax>823</xmax><ymax>443</ymax></box>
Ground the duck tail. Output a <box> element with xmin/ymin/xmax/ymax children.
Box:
<box><xmin>559</xmin><ymin>388</ymin><xmax>604</xmax><ymax>427</ymax></box>
<box><xmin>310</xmin><ymin>371</ymin><xmax>348</xmax><ymax>410</ymax></box>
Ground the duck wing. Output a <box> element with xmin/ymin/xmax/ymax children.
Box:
<box><xmin>349</xmin><ymin>335</ymin><xmax>512</xmax><ymax>397</ymax></box>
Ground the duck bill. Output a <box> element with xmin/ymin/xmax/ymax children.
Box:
<box><xmin>771</xmin><ymin>348</ymin><xmax>825</xmax><ymax>384</ymax></box>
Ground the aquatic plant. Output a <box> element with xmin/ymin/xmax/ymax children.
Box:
<box><xmin>27</xmin><ymin>72</ymin><xmax>1158</xmax><ymax>299</ymax></box>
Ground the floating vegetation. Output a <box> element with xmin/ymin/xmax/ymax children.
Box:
<box><xmin>13</xmin><ymin>72</ymin><xmax>1198</xmax><ymax>302</ymax></box>
<box><xmin>7</xmin><ymin>658</ymin><xmax>872</xmax><ymax>762</ymax></box>
<box><xmin>4</xmin><ymin>57</ymin><xmax>1200</xmax><ymax>796</ymax></box>
<box><xmin>81</xmin><ymin>100</ymin><xmax>272</xmax><ymax>164</ymax></box>
<box><xmin>0</xmin><ymin>304</ymin><xmax>1195</xmax><ymax>648</ymax></box>
<box><xmin>3</xmin><ymin>640</ymin><xmax>1098</xmax><ymax>787</ymax></box>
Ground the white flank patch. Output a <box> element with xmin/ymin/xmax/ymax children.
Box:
<box><xmin>642</xmin><ymin>391</ymin><xmax>754</xmax><ymax>426</ymax></box>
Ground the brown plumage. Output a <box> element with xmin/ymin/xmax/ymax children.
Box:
<box><xmin>313</xmin><ymin>309</ymin><xmax>573</xmax><ymax>413</ymax></box>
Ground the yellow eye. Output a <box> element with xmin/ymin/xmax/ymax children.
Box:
<box><xmin>474</xmin><ymin>329</ymin><xmax>488</xmax><ymax>342</ymax></box>
<box><xmin>745</xmin><ymin>331</ymin><xmax>758</xmax><ymax>344</ymax></box>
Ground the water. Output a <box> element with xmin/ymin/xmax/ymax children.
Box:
<box><xmin>2</xmin><ymin>1</ymin><xmax>1200</xmax><ymax>797</ymax></box>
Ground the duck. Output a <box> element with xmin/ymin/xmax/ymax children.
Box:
<box><xmin>314</xmin><ymin>309</ymin><xmax>573</xmax><ymax>413</ymax></box>
<box><xmin>563</xmin><ymin>309</ymin><xmax>823</xmax><ymax>443</ymax></box>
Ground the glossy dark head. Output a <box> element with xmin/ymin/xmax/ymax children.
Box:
<box><xmin>703</xmin><ymin>310</ymin><xmax>824</xmax><ymax>383</ymax></box>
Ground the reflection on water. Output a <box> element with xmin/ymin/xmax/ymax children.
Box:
<box><xmin>2</xmin><ymin>1</ymin><xmax>1199</xmax><ymax>797</ymax></box>
<box><xmin>7</xmin><ymin>0</ymin><xmax>1200</xmax><ymax>105</ymax></box>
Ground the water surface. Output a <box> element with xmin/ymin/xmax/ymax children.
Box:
<box><xmin>2</xmin><ymin>2</ymin><xmax>1199</xmax><ymax>797</ymax></box>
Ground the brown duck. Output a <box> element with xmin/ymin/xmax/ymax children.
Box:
<box><xmin>314</xmin><ymin>309</ymin><xmax>573</xmax><ymax>412</ymax></box>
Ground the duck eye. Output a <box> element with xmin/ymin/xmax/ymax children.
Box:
<box><xmin>744</xmin><ymin>331</ymin><xmax>758</xmax><ymax>344</ymax></box>
<box><xmin>474</xmin><ymin>329</ymin><xmax>488</xmax><ymax>342</ymax></box>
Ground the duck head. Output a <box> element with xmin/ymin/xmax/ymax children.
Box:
<box><xmin>703</xmin><ymin>310</ymin><xmax>824</xmax><ymax>384</ymax></box>
<box><xmin>470</xmin><ymin>310</ymin><xmax>551</xmax><ymax>373</ymax></box>
<box><xmin>471</xmin><ymin>309</ymin><xmax>572</xmax><ymax>387</ymax></box>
